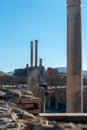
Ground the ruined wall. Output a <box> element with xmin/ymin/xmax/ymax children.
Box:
<box><xmin>0</xmin><ymin>76</ymin><xmax>26</xmax><ymax>85</ymax></box>
<box><xmin>28</xmin><ymin>85</ymin><xmax>45</xmax><ymax>113</ymax></box>
<box><xmin>46</xmin><ymin>86</ymin><xmax>87</xmax><ymax>112</ymax></box>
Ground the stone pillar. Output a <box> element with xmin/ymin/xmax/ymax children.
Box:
<box><xmin>66</xmin><ymin>0</ymin><xmax>83</xmax><ymax>112</ymax></box>
<box><xmin>30</xmin><ymin>41</ymin><xmax>33</xmax><ymax>67</ymax></box>
<box><xmin>39</xmin><ymin>58</ymin><xmax>42</xmax><ymax>66</ymax></box>
<box><xmin>35</xmin><ymin>40</ymin><xmax>38</xmax><ymax>67</ymax></box>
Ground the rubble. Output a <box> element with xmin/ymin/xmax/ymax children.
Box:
<box><xmin>0</xmin><ymin>86</ymin><xmax>87</xmax><ymax>130</ymax></box>
<box><xmin>0</xmin><ymin>100</ymin><xmax>35</xmax><ymax>130</ymax></box>
<box><xmin>0</xmin><ymin>85</ymin><xmax>41</xmax><ymax>115</ymax></box>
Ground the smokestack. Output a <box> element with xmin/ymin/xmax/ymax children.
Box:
<box><xmin>30</xmin><ymin>41</ymin><xmax>33</xmax><ymax>67</ymax></box>
<box><xmin>39</xmin><ymin>58</ymin><xmax>42</xmax><ymax>66</ymax></box>
<box><xmin>35</xmin><ymin>40</ymin><xmax>38</xmax><ymax>67</ymax></box>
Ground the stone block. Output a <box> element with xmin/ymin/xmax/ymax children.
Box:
<box><xmin>22</xmin><ymin>103</ymin><xmax>34</xmax><ymax>109</ymax></box>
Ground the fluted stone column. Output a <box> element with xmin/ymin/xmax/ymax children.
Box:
<box><xmin>66</xmin><ymin>0</ymin><xmax>83</xmax><ymax>112</ymax></box>
<box><xmin>35</xmin><ymin>40</ymin><xmax>38</xmax><ymax>67</ymax></box>
<box><xmin>30</xmin><ymin>41</ymin><xmax>33</xmax><ymax>67</ymax></box>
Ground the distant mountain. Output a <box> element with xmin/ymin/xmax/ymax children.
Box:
<box><xmin>56</xmin><ymin>67</ymin><xmax>87</xmax><ymax>76</ymax></box>
<box><xmin>82</xmin><ymin>70</ymin><xmax>87</xmax><ymax>76</ymax></box>
<box><xmin>57</xmin><ymin>67</ymin><xmax>67</xmax><ymax>73</ymax></box>
<box><xmin>6</xmin><ymin>67</ymin><xmax>87</xmax><ymax>76</ymax></box>
<box><xmin>7</xmin><ymin>71</ymin><xmax>14</xmax><ymax>75</ymax></box>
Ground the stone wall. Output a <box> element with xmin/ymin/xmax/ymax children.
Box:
<box><xmin>29</xmin><ymin>85</ymin><xmax>45</xmax><ymax>113</ymax></box>
<box><xmin>46</xmin><ymin>86</ymin><xmax>87</xmax><ymax>112</ymax></box>
<box><xmin>0</xmin><ymin>75</ymin><xmax>27</xmax><ymax>85</ymax></box>
<box><xmin>0</xmin><ymin>85</ymin><xmax>41</xmax><ymax>115</ymax></box>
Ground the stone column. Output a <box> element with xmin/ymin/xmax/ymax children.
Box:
<box><xmin>39</xmin><ymin>58</ymin><xmax>42</xmax><ymax>66</ymax></box>
<box><xmin>66</xmin><ymin>0</ymin><xmax>83</xmax><ymax>112</ymax></box>
<box><xmin>35</xmin><ymin>40</ymin><xmax>38</xmax><ymax>67</ymax></box>
<box><xmin>30</xmin><ymin>41</ymin><xmax>33</xmax><ymax>67</ymax></box>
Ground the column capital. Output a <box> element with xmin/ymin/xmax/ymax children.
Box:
<box><xmin>30</xmin><ymin>41</ymin><xmax>33</xmax><ymax>44</ymax></box>
<box><xmin>35</xmin><ymin>40</ymin><xmax>38</xmax><ymax>43</ymax></box>
<box><xmin>67</xmin><ymin>0</ymin><xmax>81</xmax><ymax>7</ymax></box>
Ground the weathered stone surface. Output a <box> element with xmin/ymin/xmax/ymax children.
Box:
<box><xmin>0</xmin><ymin>101</ymin><xmax>28</xmax><ymax>129</ymax></box>
<box><xmin>0</xmin><ymin>99</ymin><xmax>42</xmax><ymax>129</ymax></box>
<box><xmin>26</xmin><ymin>119</ymin><xmax>87</xmax><ymax>130</ymax></box>
<box><xmin>29</xmin><ymin>85</ymin><xmax>45</xmax><ymax>113</ymax></box>
<box><xmin>46</xmin><ymin>68</ymin><xmax>59</xmax><ymax>86</ymax></box>
<box><xmin>0</xmin><ymin>86</ymin><xmax>41</xmax><ymax>115</ymax></box>
<box><xmin>22</xmin><ymin>111</ymin><xmax>35</xmax><ymax>120</ymax></box>
<box><xmin>67</xmin><ymin>0</ymin><xmax>83</xmax><ymax>113</ymax></box>
<box><xmin>1</xmin><ymin>95</ymin><xmax>87</xmax><ymax>130</ymax></box>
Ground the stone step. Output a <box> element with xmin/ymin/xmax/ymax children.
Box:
<box><xmin>39</xmin><ymin>113</ymin><xmax>87</xmax><ymax>123</ymax></box>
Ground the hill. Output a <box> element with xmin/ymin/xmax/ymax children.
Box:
<box><xmin>56</xmin><ymin>67</ymin><xmax>87</xmax><ymax>76</ymax></box>
<box><xmin>7</xmin><ymin>71</ymin><xmax>14</xmax><ymax>75</ymax></box>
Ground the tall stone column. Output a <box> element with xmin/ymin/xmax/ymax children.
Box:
<box><xmin>30</xmin><ymin>41</ymin><xmax>33</xmax><ymax>67</ymax></box>
<box><xmin>35</xmin><ymin>40</ymin><xmax>38</xmax><ymax>67</ymax></box>
<box><xmin>66</xmin><ymin>0</ymin><xmax>83</xmax><ymax>112</ymax></box>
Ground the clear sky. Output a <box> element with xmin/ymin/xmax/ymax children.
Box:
<box><xmin>0</xmin><ymin>0</ymin><xmax>87</xmax><ymax>72</ymax></box>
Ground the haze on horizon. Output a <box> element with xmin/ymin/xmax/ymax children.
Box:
<box><xmin>0</xmin><ymin>0</ymin><xmax>87</xmax><ymax>72</ymax></box>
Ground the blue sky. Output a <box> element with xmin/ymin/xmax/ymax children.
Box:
<box><xmin>0</xmin><ymin>0</ymin><xmax>87</xmax><ymax>72</ymax></box>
